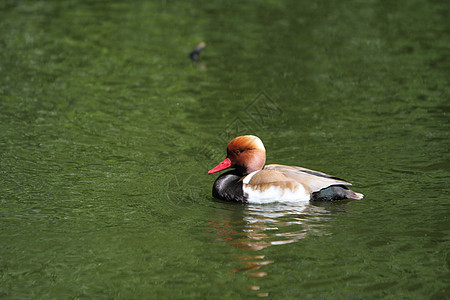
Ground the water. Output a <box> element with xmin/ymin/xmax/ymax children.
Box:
<box><xmin>1</xmin><ymin>0</ymin><xmax>449</xmax><ymax>298</ymax></box>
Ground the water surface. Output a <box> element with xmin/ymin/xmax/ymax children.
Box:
<box><xmin>1</xmin><ymin>0</ymin><xmax>449</xmax><ymax>298</ymax></box>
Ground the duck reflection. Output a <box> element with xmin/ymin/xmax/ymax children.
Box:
<box><xmin>208</xmin><ymin>201</ymin><xmax>336</xmax><ymax>297</ymax></box>
<box><xmin>232</xmin><ymin>202</ymin><xmax>329</xmax><ymax>251</ymax></box>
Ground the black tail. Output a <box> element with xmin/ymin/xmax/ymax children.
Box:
<box><xmin>311</xmin><ymin>185</ymin><xmax>364</xmax><ymax>201</ymax></box>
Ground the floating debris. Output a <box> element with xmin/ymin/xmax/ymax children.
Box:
<box><xmin>189</xmin><ymin>42</ymin><xmax>206</xmax><ymax>61</ymax></box>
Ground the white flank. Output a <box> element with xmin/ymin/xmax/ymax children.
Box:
<box><xmin>243</xmin><ymin>183</ymin><xmax>310</xmax><ymax>204</ymax></box>
<box><xmin>242</xmin><ymin>170</ymin><xmax>259</xmax><ymax>184</ymax></box>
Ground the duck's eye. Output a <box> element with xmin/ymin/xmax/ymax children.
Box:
<box><xmin>235</xmin><ymin>149</ymin><xmax>241</xmax><ymax>155</ymax></box>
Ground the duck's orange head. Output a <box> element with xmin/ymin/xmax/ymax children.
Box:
<box><xmin>208</xmin><ymin>135</ymin><xmax>266</xmax><ymax>176</ymax></box>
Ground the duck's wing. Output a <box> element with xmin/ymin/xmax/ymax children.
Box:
<box><xmin>264</xmin><ymin>164</ymin><xmax>351</xmax><ymax>193</ymax></box>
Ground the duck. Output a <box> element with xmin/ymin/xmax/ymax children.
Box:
<box><xmin>208</xmin><ymin>135</ymin><xmax>364</xmax><ymax>204</ymax></box>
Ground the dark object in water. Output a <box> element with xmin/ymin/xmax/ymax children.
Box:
<box><xmin>189</xmin><ymin>42</ymin><xmax>206</xmax><ymax>61</ymax></box>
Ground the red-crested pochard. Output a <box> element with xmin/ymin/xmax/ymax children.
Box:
<box><xmin>208</xmin><ymin>135</ymin><xmax>363</xmax><ymax>203</ymax></box>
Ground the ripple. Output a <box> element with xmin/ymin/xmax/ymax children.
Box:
<box><xmin>207</xmin><ymin>202</ymin><xmax>334</xmax><ymax>296</ymax></box>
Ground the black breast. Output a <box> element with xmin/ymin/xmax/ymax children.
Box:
<box><xmin>212</xmin><ymin>170</ymin><xmax>246</xmax><ymax>203</ymax></box>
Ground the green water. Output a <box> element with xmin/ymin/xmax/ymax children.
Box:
<box><xmin>1</xmin><ymin>0</ymin><xmax>449</xmax><ymax>298</ymax></box>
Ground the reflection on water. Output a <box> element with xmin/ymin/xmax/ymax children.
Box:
<box><xmin>208</xmin><ymin>202</ymin><xmax>334</xmax><ymax>297</ymax></box>
<box><xmin>237</xmin><ymin>203</ymin><xmax>329</xmax><ymax>250</ymax></box>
